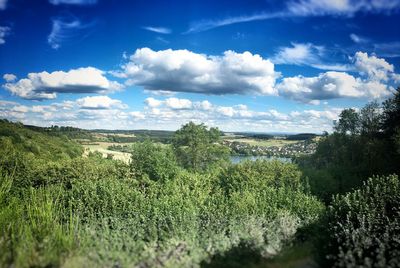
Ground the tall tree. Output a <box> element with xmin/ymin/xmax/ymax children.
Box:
<box><xmin>172</xmin><ymin>122</ymin><xmax>229</xmax><ymax>171</ymax></box>
<box><xmin>334</xmin><ymin>108</ymin><xmax>360</xmax><ymax>135</ymax></box>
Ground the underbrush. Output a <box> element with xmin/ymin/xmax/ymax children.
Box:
<box><xmin>0</xmin><ymin>153</ymin><xmax>324</xmax><ymax>267</ymax></box>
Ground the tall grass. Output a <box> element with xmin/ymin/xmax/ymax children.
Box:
<box><xmin>0</xmin><ymin>173</ymin><xmax>78</xmax><ymax>267</ymax></box>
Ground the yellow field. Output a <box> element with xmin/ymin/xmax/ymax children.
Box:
<box><xmin>83</xmin><ymin>142</ymin><xmax>132</xmax><ymax>163</ymax></box>
<box><xmin>224</xmin><ymin>138</ymin><xmax>298</xmax><ymax>147</ymax></box>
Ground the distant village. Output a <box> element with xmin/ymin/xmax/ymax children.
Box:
<box><xmin>222</xmin><ymin>139</ymin><xmax>318</xmax><ymax>157</ymax></box>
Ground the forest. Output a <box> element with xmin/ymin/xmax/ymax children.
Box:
<box><xmin>0</xmin><ymin>89</ymin><xmax>399</xmax><ymax>268</ymax></box>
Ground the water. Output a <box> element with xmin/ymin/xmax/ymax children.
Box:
<box><xmin>230</xmin><ymin>155</ymin><xmax>292</xmax><ymax>164</ymax></box>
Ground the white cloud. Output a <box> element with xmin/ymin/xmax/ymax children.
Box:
<box><xmin>119</xmin><ymin>48</ymin><xmax>278</xmax><ymax>95</ymax></box>
<box><xmin>49</xmin><ymin>0</ymin><xmax>97</xmax><ymax>5</ymax></box>
<box><xmin>353</xmin><ymin>51</ymin><xmax>394</xmax><ymax>81</ymax></box>
<box><xmin>3</xmin><ymin>67</ymin><xmax>123</xmax><ymax>100</ymax></box>
<box><xmin>0</xmin><ymin>0</ymin><xmax>7</xmax><ymax>10</ymax></box>
<box><xmin>0</xmin><ymin>26</ymin><xmax>10</xmax><ymax>45</ymax></box>
<box><xmin>275</xmin><ymin>51</ymin><xmax>399</xmax><ymax>103</ymax></box>
<box><xmin>185</xmin><ymin>12</ymin><xmax>283</xmax><ymax>33</ymax></box>
<box><xmin>217</xmin><ymin>106</ymin><xmax>235</xmax><ymax>117</ymax></box>
<box><xmin>186</xmin><ymin>0</ymin><xmax>400</xmax><ymax>33</ymax></box>
<box><xmin>145</xmin><ymin>97</ymin><xmax>163</xmax><ymax>108</ymax></box>
<box><xmin>272</xmin><ymin>42</ymin><xmax>351</xmax><ymax>71</ymax></box>
<box><xmin>48</xmin><ymin>17</ymin><xmax>95</xmax><ymax>49</ymax></box>
<box><xmin>3</xmin><ymin>73</ymin><xmax>16</xmax><ymax>82</ymax></box>
<box><xmin>165</xmin><ymin>98</ymin><xmax>192</xmax><ymax>109</ymax></box>
<box><xmin>76</xmin><ymin>96</ymin><xmax>127</xmax><ymax>109</ymax></box>
<box><xmin>277</xmin><ymin>70</ymin><xmax>392</xmax><ymax>103</ymax></box>
<box><xmin>0</xmin><ymin>95</ymin><xmax>345</xmax><ymax>132</ymax></box>
<box><xmin>349</xmin><ymin>33</ymin><xmax>369</xmax><ymax>43</ymax></box>
<box><xmin>286</xmin><ymin>0</ymin><xmax>400</xmax><ymax>16</ymax></box>
<box><xmin>142</xmin><ymin>26</ymin><xmax>172</xmax><ymax>34</ymax></box>
<box><xmin>130</xmin><ymin>111</ymin><xmax>145</xmax><ymax>120</ymax></box>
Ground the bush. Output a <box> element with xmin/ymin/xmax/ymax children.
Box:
<box><xmin>130</xmin><ymin>140</ymin><xmax>179</xmax><ymax>182</ymax></box>
<box><xmin>318</xmin><ymin>175</ymin><xmax>400</xmax><ymax>268</ymax></box>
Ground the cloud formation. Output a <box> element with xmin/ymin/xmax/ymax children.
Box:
<box><xmin>48</xmin><ymin>17</ymin><xmax>95</xmax><ymax>49</ymax></box>
<box><xmin>186</xmin><ymin>0</ymin><xmax>400</xmax><ymax>33</ymax></box>
<box><xmin>277</xmin><ymin>52</ymin><xmax>399</xmax><ymax>103</ymax></box>
<box><xmin>0</xmin><ymin>0</ymin><xmax>7</xmax><ymax>10</ymax></box>
<box><xmin>118</xmin><ymin>48</ymin><xmax>278</xmax><ymax>95</ymax></box>
<box><xmin>49</xmin><ymin>0</ymin><xmax>97</xmax><ymax>5</ymax></box>
<box><xmin>0</xmin><ymin>96</ymin><xmax>344</xmax><ymax>132</ymax></box>
<box><xmin>277</xmin><ymin>71</ymin><xmax>390</xmax><ymax>103</ymax></box>
<box><xmin>353</xmin><ymin>51</ymin><xmax>395</xmax><ymax>81</ymax></box>
<box><xmin>272</xmin><ymin>42</ymin><xmax>351</xmax><ymax>71</ymax></box>
<box><xmin>287</xmin><ymin>0</ymin><xmax>400</xmax><ymax>17</ymax></box>
<box><xmin>142</xmin><ymin>26</ymin><xmax>172</xmax><ymax>34</ymax></box>
<box><xmin>3</xmin><ymin>73</ymin><xmax>16</xmax><ymax>82</ymax></box>
<box><xmin>350</xmin><ymin>33</ymin><xmax>369</xmax><ymax>43</ymax></box>
<box><xmin>76</xmin><ymin>96</ymin><xmax>128</xmax><ymax>110</ymax></box>
<box><xmin>3</xmin><ymin>67</ymin><xmax>123</xmax><ymax>100</ymax></box>
<box><xmin>0</xmin><ymin>26</ymin><xmax>10</xmax><ymax>45</ymax></box>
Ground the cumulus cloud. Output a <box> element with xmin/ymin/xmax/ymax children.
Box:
<box><xmin>145</xmin><ymin>97</ymin><xmax>163</xmax><ymax>108</ymax></box>
<box><xmin>0</xmin><ymin>95</ymin><xmax>345</xmax><ymax>132</ymax></box>
<box><xmin>277</xmin><ymin>71</ymin><xmax>392</xmax><ymax>103</ymax></box>
<box><xmin>76</xmin><ymin>96</ymin><xmax>128</xmax><ymax>109</ymax></box>
<box><xmin>48</xmin><ymin>17</ymin><xmax>95</xmax><ymax>49</ymax></box>
<box><xmin>276</xmin><ymin>51</ymin><xmax>399</xmax><ymax>103</ymax></box>
<box><xmin>272</xmin><ymin>42</ymin><xmax>350</xmax><ymax>71</ymax></box>
<box><xmin>49</xmin><ymin>0</ymin><xmax>97</xmax><ymax>5</ymax></box>
<box><xmin>144</xmin><ymin>97</ymin><xmax>192</xmax><ymax>110</ymax></box>
<box><xmin>165</xmin><ymin>98</ymin><xmax>192</xmax><ymax>109</ymax></box>
<box><xmin>3</xmin><ymin>73</ymin><xmax>16</xmax><ymax>82</ymax></box>
<box><xmin>278</xmin><ymin>71</ymin><xmax>362</xmax><ymax>102</ymax></box>
<box><xmin>0</xmin><ymin>26</ymin><xmax>10</xmax><ymax>45</ymax></box>
<box><xmin>142</xmin><ymin>26</ymin><xmax>172</xmax><ymax>34</ymax></box>
<box><xmin>119</xmin><ymin>48</ymin><xmax>278</xmax><ymax>95</ymax></box>
<box><xmin>353</xmin><ymin>51</ymin><xmax>394</xmax><ymax>81</ymax></box>
<box><xmin>3</xmin><ymin>67</ymin><xmax>123</xmax><ymax>100</ymax></box>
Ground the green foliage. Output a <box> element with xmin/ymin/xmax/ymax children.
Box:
<box><xmin>318</xmin><ymin>175</ymin><xmax>400</xmax><ymax>268</ymax></box>
<box><xmin>172</xmin><ymin>122</ymin><xmax>230</xmax><ymax>171</ymax></box>
<box><xmin>0</xmin><ymin>175</ymin><xmax>78</xmax><ymax>267</ymax></box>
<box><xmin>0</xmin><ymin>127</ymin><xmax>323</xmax><ymax>267</ymax></box>
<box><xmin>130</xmin><ymin>140</ymin><xmax>179</xmax><ymax>181</ymax></box>
<box><xmin>219</xmin><ymin>160</ymin><xmax>303</xmax><ymax>195</ymax></box>
<box><xmin>299</xmin><ymin>92</ymin><xmax>400</xmax><ymax>201</ymax></box>
<box><xmin>334</xmin><ymin>108</ymin><xmax>360</xmax><ymax>135</ymax></box>
<box><xmin>0</xmin><ymin>120</ymin><xmax>83</xmax><ymax>161</ymax></box>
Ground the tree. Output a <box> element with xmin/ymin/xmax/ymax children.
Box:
<box><xmin>130</xmin><ymin>140</ymin><xmax>178</xmax><ymax>181</ymax></box>
<box><xmin>359</xmin><ymin>101</ymin><xmax>382</xmax><ymax>137</ymax></box>
<box><xmin>172</xmin><ymin>122</ymin><xmax>229</xmax><ymax>171</ymax></box>
<box><xmin>333</xmin><ymin>108</ymin><xmax>360</xmax><ymax>135</ymax></box>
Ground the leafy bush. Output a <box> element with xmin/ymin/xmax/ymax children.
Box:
<box><xmin>318</xmin><ymin>175</ymin><xmax>400</xmax><ymax>268</ymax></box>
<box><xmin>130</xmin><ymin>140</ymin><xmax>179</xmax><ymax>181</ymax></box>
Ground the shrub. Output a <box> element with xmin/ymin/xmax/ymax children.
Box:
<box><xmin>319</xmin><ymin>175</ymin><xmax>400</xmax><ymax>268</ymax></box>
<box><xmin>130</xmin><ymin>140</ymin><xmax>179</xmax><ymax>182</ymax></box>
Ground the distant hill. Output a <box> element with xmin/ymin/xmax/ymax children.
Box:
<box><xmin>0</xmin><ymin>119</ymin><xmax>83</xmax><ymax>160</ymax></box>
<box><xmin>286</xmin><ymin>133</ymin><xmax>318</xmax><ymax>140</ymax></box>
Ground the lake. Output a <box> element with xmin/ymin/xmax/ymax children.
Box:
<box><xmin>230</xmin><ymin>155</ymin><xmax>292</xmax><ymax>164</ymax></box>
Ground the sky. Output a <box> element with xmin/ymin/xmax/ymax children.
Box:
<box><xmin>0</xmin><ymin>0</ymin><xmax>400</xmax><ymax>133</ymax></box>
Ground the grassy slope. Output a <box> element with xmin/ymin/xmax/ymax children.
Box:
<box><xmin>0</xmin><ymin>120</ymin><xmax>83</xmax><ymax>160</ymax></box>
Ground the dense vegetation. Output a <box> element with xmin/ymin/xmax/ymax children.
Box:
<box><xmin>0</xmin><ymin>88</ymin><xmax>399</xmax><ymax>267</ymax></box>
<box><xmin>0</xmin><ymin>120</ymin><xmax>322</xmax><ymax>267</ymax></box>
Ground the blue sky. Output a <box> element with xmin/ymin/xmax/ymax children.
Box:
<box><xmin>0</xmin><ymin>0</ymin><xmax>400</xmax><ymax>132</ymax></box>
